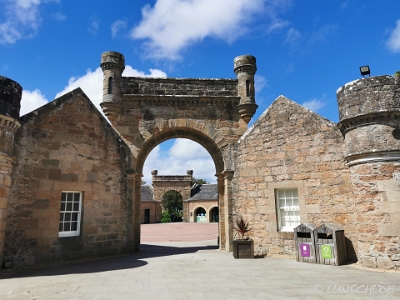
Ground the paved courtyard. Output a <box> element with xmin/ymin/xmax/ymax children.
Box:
<box><xmin>0</xmin><ymin>223</ymin><xmax>399</xmax><ymax>299</ymax></box>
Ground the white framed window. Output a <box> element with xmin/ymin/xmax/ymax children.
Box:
<box><xmin>59</xmin><ymin>191</ymin><xmax>82</xmax><ymax>237</ymax></box>
<box><xmin>276</xmin><ymin>189</ymin><xmax>300</xmax><ymax>232</ymax></box>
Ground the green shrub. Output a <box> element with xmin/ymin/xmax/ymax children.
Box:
<box><xmin>161</xmin><ymin>211</ymin><xmax>171</xmax><ymax>223</ymax></box>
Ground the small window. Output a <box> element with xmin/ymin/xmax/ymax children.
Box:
<box><xmin>108</xmin><ymin>77</ymin><xmax>113</xmax><ymax>94</ymax></box>
<box><xmin>59</xmin><ymin>192</ymin><xmax>82</xmax><ymax>237</ymax></box>
<box><xmin>246</xmin><ymin>80</ymin><xmax>250</xmax><ymax>97</ymax></box>
<box><xmin>276</xmin><ymin>189</ymin><xmax>300</xmax><ymax>232</ymax></box>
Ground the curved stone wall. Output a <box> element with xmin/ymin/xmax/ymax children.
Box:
<box><xmin>0</xmin><ymin>76</ymin><xmax>22</xmax><ymax>119</ymax></box>
<box><xmin>337</xmin><ymin>75</ymin><xmax>400</xmax><ymax>121</ymax></box>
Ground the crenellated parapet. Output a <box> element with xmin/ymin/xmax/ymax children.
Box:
<box><xmin>337</xmin><ymin>75</ymin><xmax>400</xmax><ymax>165</ymax></box>
<box><xmin>121</xmin><ymin>77</ymin><xmax>238</xmax><ymax>96</ymax></box>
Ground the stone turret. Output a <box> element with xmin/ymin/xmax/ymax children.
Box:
<box><xmin>234</xmin><ymin>55</ymin><xmax>258</xmax><ymax>124</ymax></box>
<box><xmin>337</xmin><ymin>75</ymin><xmax>400</xmax><ymax>269</ymax></box>
<box><xmin>337</xmin><ymin>75</ymin><xmax>400</xmax><ymax>165</ymax></box>
<box><xmin>0</xmin><ymin>76</ymin><xmax>21</xmax><ymax>267</ymax></box>
<box><xmin>100</xmin><ymin>51</ymin><xmax>125</xmax><ymax>121</ymax></box>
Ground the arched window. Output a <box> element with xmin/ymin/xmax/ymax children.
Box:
<box><xmin>108</xmin><ymin>77</ymin><xmax>113</xmax><ymax>94</ymax></box>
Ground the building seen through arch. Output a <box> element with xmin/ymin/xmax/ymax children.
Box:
<box><xmin>140</xmin><ymin>170</ymin><xmax>218</xmax><ymax>223</ymax></box>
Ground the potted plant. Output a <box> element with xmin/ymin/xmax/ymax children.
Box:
<box><xmin>232</xmin><ymin>217</ymin><xmax>254</xmax><ymax>259</ymax></box>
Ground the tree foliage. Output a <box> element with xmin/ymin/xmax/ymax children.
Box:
<box><xmin>161</xmin><ymin>190</ymin><xmax>183</xmax><ymax>222</ymax></box>
<box><xmin>192</xmin><ymin>178</ymin><xmax>208</xmax><ymax>185</ymax></box>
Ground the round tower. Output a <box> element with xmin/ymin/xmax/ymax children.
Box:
<box><xmin>100</xmin><ymin>51</ymin><xmax>125</xmax><ymax>121</ymax></box>
<box><xmin>337</xmin><ymin>75</ymin><xmax>400</xmax><ymax>269</ymax></box>
<box><xmin>234</xmin><ymin>55</ymin><xmax>258</xmax><ymax>124</ymax></box>
<box><xmin>0</xmin><ymin>76</ymin><xmax>21</xmax><ymax>268</ymax></box>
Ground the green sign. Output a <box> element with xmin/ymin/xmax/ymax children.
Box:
<box><xmin>321</xmin><ymin>244</ymin><xmax>333</xmax><ymax>259</ymax></box>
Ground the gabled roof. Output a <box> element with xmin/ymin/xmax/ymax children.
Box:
<box><xmin>19</xmin><ymin>88</ymin><xmax>131</xmax><ymax>154</ymax></box>
<box><xmin>141</xmin><ymin>185</ymin><xmax>155</xmax><ymax>201</ymax></box>
<box><xmin>239</xmin><ymin>95</ymin><xmax>337</xmax><ymax>143</ymax></box>
<box><xmin>190</xmin><ymin>184</ymin><xmax>218</xmax><ymax>200</ymax></box>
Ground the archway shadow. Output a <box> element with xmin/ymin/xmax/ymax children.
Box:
<box><xmin>0</xmin><ymin>242</ymin><xmax>219</xmax><ymax>279</ymax></box>
<box><xmin>136</xmin><ymin>242</ymin><xmax>219</xmax><ymax>259</ymax></box>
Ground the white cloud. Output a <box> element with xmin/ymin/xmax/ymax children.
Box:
<box><xmin>131</xmin><ymin>0</ymin><xmax>276</xmax><ymax>60</ymax></box>
<box><xmin>20</xmin><ymin>88</ymin><xmax>49</xmax><ymax>116</ymax></box>
<box><xmin>302</xmin><ymin>98</ymin><xmax>326</xmax><ymax>113</ymax></box>
<box><xmin>169</xmin><ymin>139</ymin><xmax>210</xmax><ymax>159</ymax></box>
<box><xmin>309</xmin><ymin>24</ymin><xmax>337</xmax><ymax>44</ymax></box>
<box><xmin>285</xmin><ymin>27</ymin><xmax>302</xmax><ymax>45</ymax></box>
<box><xmin>88</xmin><ymin>15</ymin><xmax>100</xmax><ymax>35</ymax></box>
<box><xmin>267</xmin><ymin>19</ymin><xmax>289</xmax><ymax>33</ymax></box>
<box><xmin>387</xmin><ymin>20</ymin><xmax>400</xmax><ymax>53</ymax></box>
<box><xmin>143</xmin><ymin>139</ymin><xmax>216</xmax><ymax>184</ymax></box>
<box><xmin>0</xmin><ymin>0</ymin><xmax>43</xmax><ymax>44</ymax></box>
<box><xmin>52</xmin><ymin>12</ymin><xmax>66</xmax><ymax>21</ymax></box>
<box><xmin>55</xmin><ymin>67</ymin><xmax>103</xmax><ymax>112</ymax></box>
<box><xmin>54</xmin><ymin>66</ymin><xmax>167</xmax><ymax>116</ymax></box>
<box><xmin>111</xmin><ymin>20</ymin><xmax>127</xmax><ymax>38</ymax></box>
<box><xmin>255</xmin><ymin>75</ymin><xmax>268</xmax><ymax>93</ymax></box>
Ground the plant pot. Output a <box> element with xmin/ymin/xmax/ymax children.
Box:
<box><xmin>233</xmin><ymin>240</ymin><xmax>254</xmax><ymax>259</ymax></box>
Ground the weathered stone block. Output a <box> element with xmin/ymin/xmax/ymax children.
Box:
<box><xmin>33</xmin><ymin>199</ymin><xmax>50</xmax><ymax>209</ymax></box>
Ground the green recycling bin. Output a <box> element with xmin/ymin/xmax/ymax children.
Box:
<box><xmin>315</xmin><ymin>223</ymin><xmax>347</xmax><ymax>266</ymax></box>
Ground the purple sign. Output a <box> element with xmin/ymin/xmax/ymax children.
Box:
<box><xmin>300</xmin><ymin>243</ymin><xmax>311</xmax><ymax>257</ymax></box>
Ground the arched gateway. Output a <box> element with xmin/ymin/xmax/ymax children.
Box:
<box><xmin>100</xmin><ymin>51</ymin><xmax>258</xmax><ymax>251</ymax></box>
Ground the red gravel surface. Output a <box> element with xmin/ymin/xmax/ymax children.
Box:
<box><xmin>141</xmin><ymin>222</ymin><xmax>218</xmax><ymax>243</ymax></box>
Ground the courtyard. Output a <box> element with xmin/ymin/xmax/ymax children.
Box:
<box><xmin>0</xmin><ymin>223</ymin><xmax>399</xmax><ymax>300</ymax></box>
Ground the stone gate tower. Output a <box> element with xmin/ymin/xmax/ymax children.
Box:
<box><xmin>0</xmin><ymin>76</ymin><xmax>21</xmax><ymax>264</ymax></box>
<box><xmin>99</xmin><ymin>51</ymin><xmax>258</xmax><ymax>251</ymax></box>
<box><xmin>151</xmin><ymin>170</ymin><xmax>193</xmax><ymax>222</ymax></box>
<box><xmin>337</xmin><ymin>75</ymin><xmax>400</xmax><ymax>268</ymax></box>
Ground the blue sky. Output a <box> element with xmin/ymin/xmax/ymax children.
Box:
<box><xmin>1</xmin><ymin>0</ymin><xmax>400</xmax><ymax>184</ymax></box>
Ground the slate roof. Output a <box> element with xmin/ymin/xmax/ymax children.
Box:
<box><xmin>189</xmin><ymin>184</ymin><xmax>218</xmax><ymax>201</ymax></box>
<box><xmin>141</xmin><ymin>185</ymin><xmax>155</xmax><ymax>201</ymax></box>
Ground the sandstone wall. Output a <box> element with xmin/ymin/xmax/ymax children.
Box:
<box><xmin>232</xmin><ymin>96</ymin><xmax>356</xmax><ymax>259</ymax></box>
<box><xmin>140</xmin><ymin>201</ymin><xmax>162</xmax><ymax>223</ymax></box>
<box><xmin>337</xmin><ymin>75</ymin><xmax>400</xmax><ymax>270</ymax></box>
<box><xmin>5</xmin><ymin>89</ymin><xmax>132</xmax><ymax>266</ymax></box>
<box><xmin>350</xmin><ymin>162</ymin><xmax>400</xmax><ymax>269</ymax></box>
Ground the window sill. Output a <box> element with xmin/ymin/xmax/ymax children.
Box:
<box><xmin>58</xmin><ymin>232</ymin><xmax>80</xmax><ymax>238</ymax></box>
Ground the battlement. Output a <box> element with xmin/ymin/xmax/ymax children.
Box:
<box><xmin>100</xmin><ymin>51</ymin><xmax>125</xmax><ymax>72</ymax></box>
<box><xmin>337</xmin><ymin>75</ymin><xmax>400</xmax><ymax>122</ymax></box>
<box><xmin>337</xmin><ymin>75</ymin><xmax>400</xmax><ymax>165</ymax></box>
<box><xmin>151</xmin><ymin>169</ymin><xmax>193</xmax><ymax>182</ymax></box>
<box><xmin>0</xmin><ymin>76</ymin><xmax>22</xmax><ymax>119</ymax></box>
<box><xmin>121</xmin><ymin>77</ymin><xmax>238</xmax><ymax>97</ymax></box>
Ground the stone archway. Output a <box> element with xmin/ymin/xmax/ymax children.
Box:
<box><xmin>135</xmin><ymin>129</ymin><xmax>228</xmax><ymax>249</ymax></box>
<box><xmin>99</xmin><ymin>51</ymin><xmax>258</xmax><ymax>252</ymax></box>
<box><xmin>209</xmin><ymin>206</ymin><xmax>219</xmax><ymax>223</ymax></box>
<box><xmin>194</xmin><ymin>206</ymin><xmax>207</xmax><ymax>223</ymax></box>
